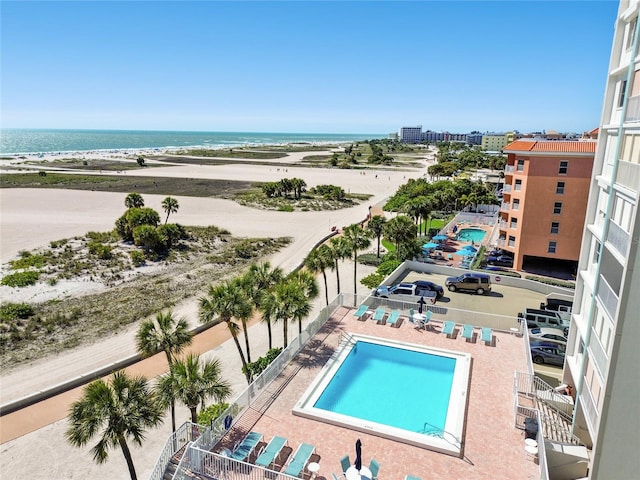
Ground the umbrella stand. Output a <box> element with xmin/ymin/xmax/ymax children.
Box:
<box><xmin>355</xmin><ymin>438</ymin><xmax>362</xmax><ymax>471</ymax></box>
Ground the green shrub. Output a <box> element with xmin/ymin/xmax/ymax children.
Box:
<box><xmin>0</xmin><ymin>303</ymin><xmax>35</xmax><ymax>321</ymax></box>
<box><xmin>116</xmin><ymin>207</ymin><xmax>161</xmax><ymax>241</ymax></box>
<box><xmin>197</xmin><ymin>403</ymin><xmax>230</xmax><ymax>426</ymax></box>
<box><xmin>1</xmin><ymin>271</ymin><xmax>40</xmax><ymax>287</ymax></box>
<box><xmin>377</xmin><ymin>257</ymin><xmax>401</xmax><ymax>276</ymax></box>
<box><xmin>243</xmin><ymin>348</ymin><xmax>283</xmax><ymax>378</ymax></box>
<box><xmin>88</xmin><ymin>242</ymin><xmax>113</xmax><ymax>259</ymax></box>
<box><xmin>524</xmin><ymin>275</ymin><xmax>575</xmax><ymax>289</ymax></box>
<box><xmin>10</xmin><ymin>254</ymin><xmax>47</xmax><ymax>270</ymax></box>
<box><xmin>277</xmin><ymin>204</ymin><xmax>294</xmax><ymax>212</ymax></box>
<box><xmin>360</xmin><ymin>273</ymin><xmax>384</xmax><ymax>289</ymax></box>
<box><xmin>133</xmin><ymin>225</ymin><xmax>163</xmax><ymax>251</ymax></box>
<box><xmin>357</xmin><ymin>253</ymin><xmax>383</xmax><ymax>266</ymax></box>
<box><xmin>130</xmin><ymin>250</ymin><xmax>146</xmax><ymax>267</ymax></box>
<box><xmin>157</xmin><ymin>223</ymin><xmax>183</xmax><ymax>249</ymax></box>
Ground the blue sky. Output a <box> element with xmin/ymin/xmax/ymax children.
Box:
<box><xmin>1</xmin><ymin>1</ymin><xmax>619</xmax><ymax>134</ymax></box>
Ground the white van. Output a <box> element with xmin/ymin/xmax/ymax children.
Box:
<box><xmin>519</xmin><ymin>308</ymin><xmax>570</xmax><ymax>336</ymax></box>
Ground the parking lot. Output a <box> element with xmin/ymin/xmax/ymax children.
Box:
<box><xmin>399</xmin><ymin>271</ymin><xmax>547</xmax><ymax>318</ymax></box>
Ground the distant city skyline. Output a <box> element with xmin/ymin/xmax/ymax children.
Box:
<box><xmin>1</xmin><ymin>1</ymin><xmax>618</xmax><ymax>134</ymax></box>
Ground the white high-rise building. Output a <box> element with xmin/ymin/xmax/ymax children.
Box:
<box><xmin>564</xmin><ymin>1</ymin><xmax>639</xmax><ymax>478</ymax></box>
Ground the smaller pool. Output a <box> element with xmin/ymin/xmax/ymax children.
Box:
<box><xmin>456</xmin><ymin>228</ymin><xmax>486</xmax><ymax>243</ymax></box>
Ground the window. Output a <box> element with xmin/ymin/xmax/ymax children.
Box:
<box><xmin>551</xmin><ymin>222</ymin><xmax>559</xmax><ymax>234</ymax></box>
<box><xmin>627</xmin><ymin>16</ymin><xmax>637</xmax><ymax>50</ymax></box>
<box><xmin>548</xmin><ymin>241</ymin><xmax>557</xmax><ymax>253</ymax></box>
<box><xmin>593</xmin><ymin>240</ymin><xmax>601</xmax><ymax>263</ymax></box>
<box><xmin>618</xmin><ymin>79</ymin><xmax>627</xmax><ymax>108</ymax></box>
<box><xmin>517</xmin><ymin>159</ymin><xmax>524</xmax><ymax>172</ymax></box>
<box><xmin>510</xmin><ymin>217</ymin><xmax>518</xmax><ymax>229</ymax></box>
<box><xmin>556</xmin><ymin>181</ymin><xmax>565</xmax><ymax>194</ymax></box>
<box><xmin>515</xmin><ymin>179</ymin><xmax>522</xmax><ymax>191</ymax></box>
<box><xmin>513</xmin><ymin>198</ymin><xmax>520</xmax><ymax>210</ymax></box>
<box><xmin>559</xmin><ymin>161</ymin><xmax>568</xmax><ymax>175</ymax></box>
<box><xmin>508</xmin><ymin>235</ymin><xmax>516</xmax><ymax>247</ymax></box>
<box><xmin>553</xmin><ymin>202</ymin><xmax>562</xmax><ymax>214</ymax></box>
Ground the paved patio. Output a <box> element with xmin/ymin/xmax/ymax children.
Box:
<box><xmin>214</xmin><ymin>305</ymin><xmax>538</xmax><ymax>480</ymax></box>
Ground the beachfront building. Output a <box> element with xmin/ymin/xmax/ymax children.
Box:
<box><xmin>481</xmin><ymin>131</ymin><xmax>516</xmax><ymax>151</ymax></box>
<box><xmin>399</xmin><ymin>126</ymin><xmax>423</xmax><ymax>143</ymax></box>
<box><xmin>561</xmin><ymin>1</ymin><xmax>640</xmax><ymax>478</ymax></box>
<box><xmin>499</xmin><ymin>140</ymin><xmax>596</xmax><ymax>273</ymax></box>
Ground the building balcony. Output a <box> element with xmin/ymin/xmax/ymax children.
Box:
<box><xmin>579</xmin><ymin>381</ymin><xmax>600</xmax><ymax>437</ymax></box>
<box><xmin>625</xmin><ymin>95</ymin><xmax>640</xmax><ymax>123</ymax></box>
<box><xmin>505</xmin><ymin>165</ymin><xmax>515</xmax><ymax>174</ymax></box>
<box><xmin>499</xmin><ymin>220</ymin><xmax>508</xmax><ymax>230</ymax></box>
<box><xmin>607</xmin><ymin>219</ymin><xmax>630</xmax><ymax>258</ymax></box>
<box><xmin>588</xmin><ymin>328</ymin><xmax>609</xmax><ymax>379</ymax></box>
<box><xmin>500</xmin><ymin>202</ymin><xmax>510</xmax><ymax>212</ymax></box>
<box><xmin>503</xmin><ymin>184</ymin><xmax>512</xmax><ymax>193</ymax></box>
<box><xmin>596</xmin><ymin>274</ymin><xmax>619</xmax><ymax>320</ymax></box>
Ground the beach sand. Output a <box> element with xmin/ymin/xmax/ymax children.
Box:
<box><xmin>0</xmin><ymin>150</ymin><xmax>427</xmax><ymax>479</ymax></box>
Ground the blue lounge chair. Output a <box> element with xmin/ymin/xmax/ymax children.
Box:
<box><xmin>230</xmin><ymin>431</ymin><xmax>263</xmax><ymax>461</ymax></box>
<box><xmin>408</xmin><ymin>308</ymin><xmax>415</xmax><ymax>322</ymax></box>
<box><xmin>372</xmin><ymin>307</ymin><xmax>386</xmax><ymax>323</ymax></box>
<box><xmin>405</xmin><ymin>476</ymin><xmax>421</xmax><ymax>480</ymax></box>
<box><xmin>284</xmin><ymin>443</ymin><xmax>316</xmax><ymax>477</ymax></box>
<box><xmin>255</xmin><ymin>435</ymin><xmax>288</xmax><ymax>468</ymax></box>
<box><xmin>442</xmin><ymin>320</ymin><xmax>456</xmax><ymax>338</ymax></box>
<box><xmin>481</xmin><ymin>327</ymin><xmax>493</xmax><ymax>345</ymax></box>
<box><xmin>369</xmin><ymin>459</ymin><xmax>380</xmax><ymax>480</ymax></box>
<box><xmin>339</xmin><ymin>455</ymin><xmax>351</xmax><ymax>473</ymax></box>
<box><xmin>462</xmin><ymin>324</ymin><xmax>474</xmax><ymax>341</ymax></box>
<box><xmin>386</xmin><ymin>310</ymin><xmax>401</xmax><ymax>327</ymax></box>
<box><xmin>418</xmin><ymin>310</ymin><xmax>433</xmax><ymax>330</ymax></box>
<box><xmin>353</xmin><ymin>305</ymin><xmax>368</xmax><ymax>321</ymax></box>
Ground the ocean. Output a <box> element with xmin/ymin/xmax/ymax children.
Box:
<box><xmin>0</xmin><ymin>129</ymin><xmax>383</xmax><ymax>155</ymax></box>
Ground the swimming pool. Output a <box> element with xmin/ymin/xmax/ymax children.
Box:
<box><xmin>456</xmin><ymin>227</ymin><xmax>486</xmax><ymax>243</ymax></box>
<box><xmin>292</xmin><ymin>334</ymin><xmax>471</xmax><ymax>456</ymax></box>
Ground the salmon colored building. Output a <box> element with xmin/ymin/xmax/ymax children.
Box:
<box><xmin>498</xmin><ymin>140</ymin><xmax>597</xmax><ymax>272</ymax></box>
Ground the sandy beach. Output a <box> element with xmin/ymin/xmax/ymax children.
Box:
<box><xmin>0</xmin><ymin>148</ymin><xmax>428</xmax><ymax>479</ymax></box>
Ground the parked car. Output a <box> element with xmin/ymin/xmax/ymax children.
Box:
<box><xmin>487</xmin><ymin>248</ymin><xmax>513</xmax><ymax>258</ymax></box>
<box><xmin>519</xmin><ymin>307</ymin><xmax>570</xmax><ymax>336</ymax></box>
<box><xmin>445</xmin><ymin>273</ymin><xmax>492</xmax><ymax>295</ymax></box>
<box><xmin>529</xmin><ymin>327</ymin><xmax>567</xmax><ymax>345</ymax></box>
<box><xmin>530</xmin><ymin>344</ymin><xmax>566</xmax><ymax>366</ymax></box>
<box><xmin>372</xmin><ymin>282</ymin><xmax>438</xmax><ymax>303</ymax></box>
<box><xmin>540</xmin><ymin>296</ymin><xmax>573</xmax><ymax>322</ymax></box>
<box><xmin>412</xmin><ymin>280</ymin><xmax>444</xmax><ymax>299</ymax></box>
<box><xmin>486</xmin><ymin>255</ymin><xmax>514</xmax><ymax>267</ymax></box>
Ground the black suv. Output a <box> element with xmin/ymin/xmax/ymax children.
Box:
<box><xmin>445</xmin><ymin>273</ymin><xmax>492</xmax><ymax>295</ymax></box>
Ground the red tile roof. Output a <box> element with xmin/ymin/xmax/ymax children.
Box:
<box><xmin>504</xmin><ymin>140</ymin><xmax>596</xmax><ymax>154</ymax></box>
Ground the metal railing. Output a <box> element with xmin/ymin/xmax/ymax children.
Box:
<box><xmin>625</xmin><ymin>94</ymin><xmax>640</xmax><ymax>122</ymax></box>
<box><xmin>596</xmin><ymin>274</ymin><xmax>619</xmax><ymax>320</ymax></box>
<box><xmin>148</xmin><ymin>422</ymin><xmax>203</xmax><ymax>480</ymax></box>
<box><xmin>607</xmin><ymin>219</ymin><xmax>630</xmax><ymax>258</ymax></box>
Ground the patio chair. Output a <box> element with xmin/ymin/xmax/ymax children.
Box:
<box><xmin>369</xmin><ymin>459</ymin><xmax>380</xmax><ymax>480</ymax></box>
<box><xmin>283</xmin><ymin>442</ymin><xmax>316</xmax><ymax>477</ymax></box>
<box><xmin>339</xmin><ymin>455</ymin><xmax>351</xmax><ymax>473</ymax></box>
<box><xmin>461</xmin><ymin>324</ymin><xmax>474</xmax><ymax>342</ymax></box>
<box><xmin>408</xmin><ymin>308</ymin><xmax>415</xmax><ymax>322</ymax></box>
<box><xmin>481</xmin><ymin>327</ymin><xmax>493</xmax><ymax>345</ymax></box>
<box><xmin>230</xmin><ymin>431</ymin><xmax>263</xmax><ymax>461</ymax></box>
<box><xmin>404</xmin><ymin>476</ymin><xmax>422</xmax><ymax>480</ymax></box>
<box><xmin>255</xmin><ymin>435</ymin><xmax>288</xmax><ymax>469</ymax></box>
<box><xmin>333</xmin><ymin>474</ymin><xmax>346</xmax><ymax>480</ymax></box>
<box><xmin>442</xmin><ymin>320</ymin><xmax>456</xmax><ymax>338</ymax></box>
<box><xmin>372</xmin><ymin>307</ymin><xmax>386</xmax><ymax>323</ymax></box>
<box><xmin>353</xmin><ymin>305</ymin><xmax>368</xmax><ymax>321</ymax></box>
<box><xmin>386</xmin><ymin>310</ymin><xmax>401</xmax><ymax>327</ymax></box>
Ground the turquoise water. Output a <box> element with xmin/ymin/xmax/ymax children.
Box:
<box><xmin>0</xmin><ymin>129</ymin><xmax>382</xmax><ymax>155</ymax></box>
<box><xmin>456</xmin><ymin>228</ymin><xmax>486</xmax><ymax>243</ymax></box>
<box><xmin>313</xmin><ymin>341</ymin><xmax>455</xmax><ymax>433</ymax></box>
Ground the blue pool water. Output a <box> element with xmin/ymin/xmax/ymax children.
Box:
<box><xmin>313</xmin><ymin>341</ymin><xmax>455</xmax><ymax>433</ymax></box>
<box><xmin>455</xmin><ymin>228</ymin><xmax>486</xmax><ymax>243</ymax></box>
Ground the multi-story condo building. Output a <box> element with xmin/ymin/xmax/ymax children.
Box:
<box><xmin>562</xmin><ymin>1</ymin><xmax>640</xmax><ymax>478</ymax></box>
<box><xmin>500</xmin><ymin>140</ymin><xmax>596</xmax><ymax>272</ymax></box>
<box><xmin>481</xmin><ymin>131</ymin><xmax>516</xmax><ymax>151</ymax></box>
<box><xmin>399</xmin><ymin>126</ymin><xmax>423</xmax><ymax>143</ymax></box>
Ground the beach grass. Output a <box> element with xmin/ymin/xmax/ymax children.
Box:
<box><xmin>0</xmin><ymin>228</ymin><xmax>291</xmax><ymax>371</ymax></box>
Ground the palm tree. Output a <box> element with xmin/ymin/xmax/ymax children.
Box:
<box><xmin>288</xmin><ymin>269</ymin><xmax>318</xmax><ymax>334</ymax></box>
<box><xmin>384</xmin><ymin>215</ymin><xmax>416</xmax><ymax>251</ymax></box>
<box><xmin>124</xmin><ymin>192</ymin><xmax>144</xmax><ymax>209</ymax></box>
<box><xmin>161</xmin><ymin>196</ymin><xmax>179</xmax><ymax>224</ymax></box>
<box><xmin>199</xmin><ymin>280</ymin><xmax>253</xmax><ymax>383</ymax></box>
<box><xmin>366</xmin><ymin>215</ymin><xmax>387</xmax><ymax>258</ymax></box>
<box><xmin>159</xmin><ymin>353</ymin><xmax>231</xmax><ymax>424</ymax></box>
<box><xmin>329</xmin><ymin>236</ymin><xmax>351</xmax><ymax>294</ymax></box>
<box><xmin>66</xmin><ymin>371</ymin><xmax>163</xmax><ymax>480</ymax></box>
<box><xmin>304</xmin><ymin>244</ymin><xmax>333</xmax><ymax>305</ymax></box>
<box><xmin>135</xmin><ymin>310</ymin><xmax>193</xmax><ymax>433</ymax></box>
<box><xmin>342</xmin><ymin>224</ymin><xmax>372</xmax><ymax>301</ymax></box>
<box><xmin>243</xmin><ymin>261</ymin><xmax>283</xmax><ymax>349</ymax></box>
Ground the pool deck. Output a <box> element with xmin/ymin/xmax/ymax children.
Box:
<box><xmin>214</xmin><ymin>305</ymin><xmax>538</xmax><ymax>480</ymax></box>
